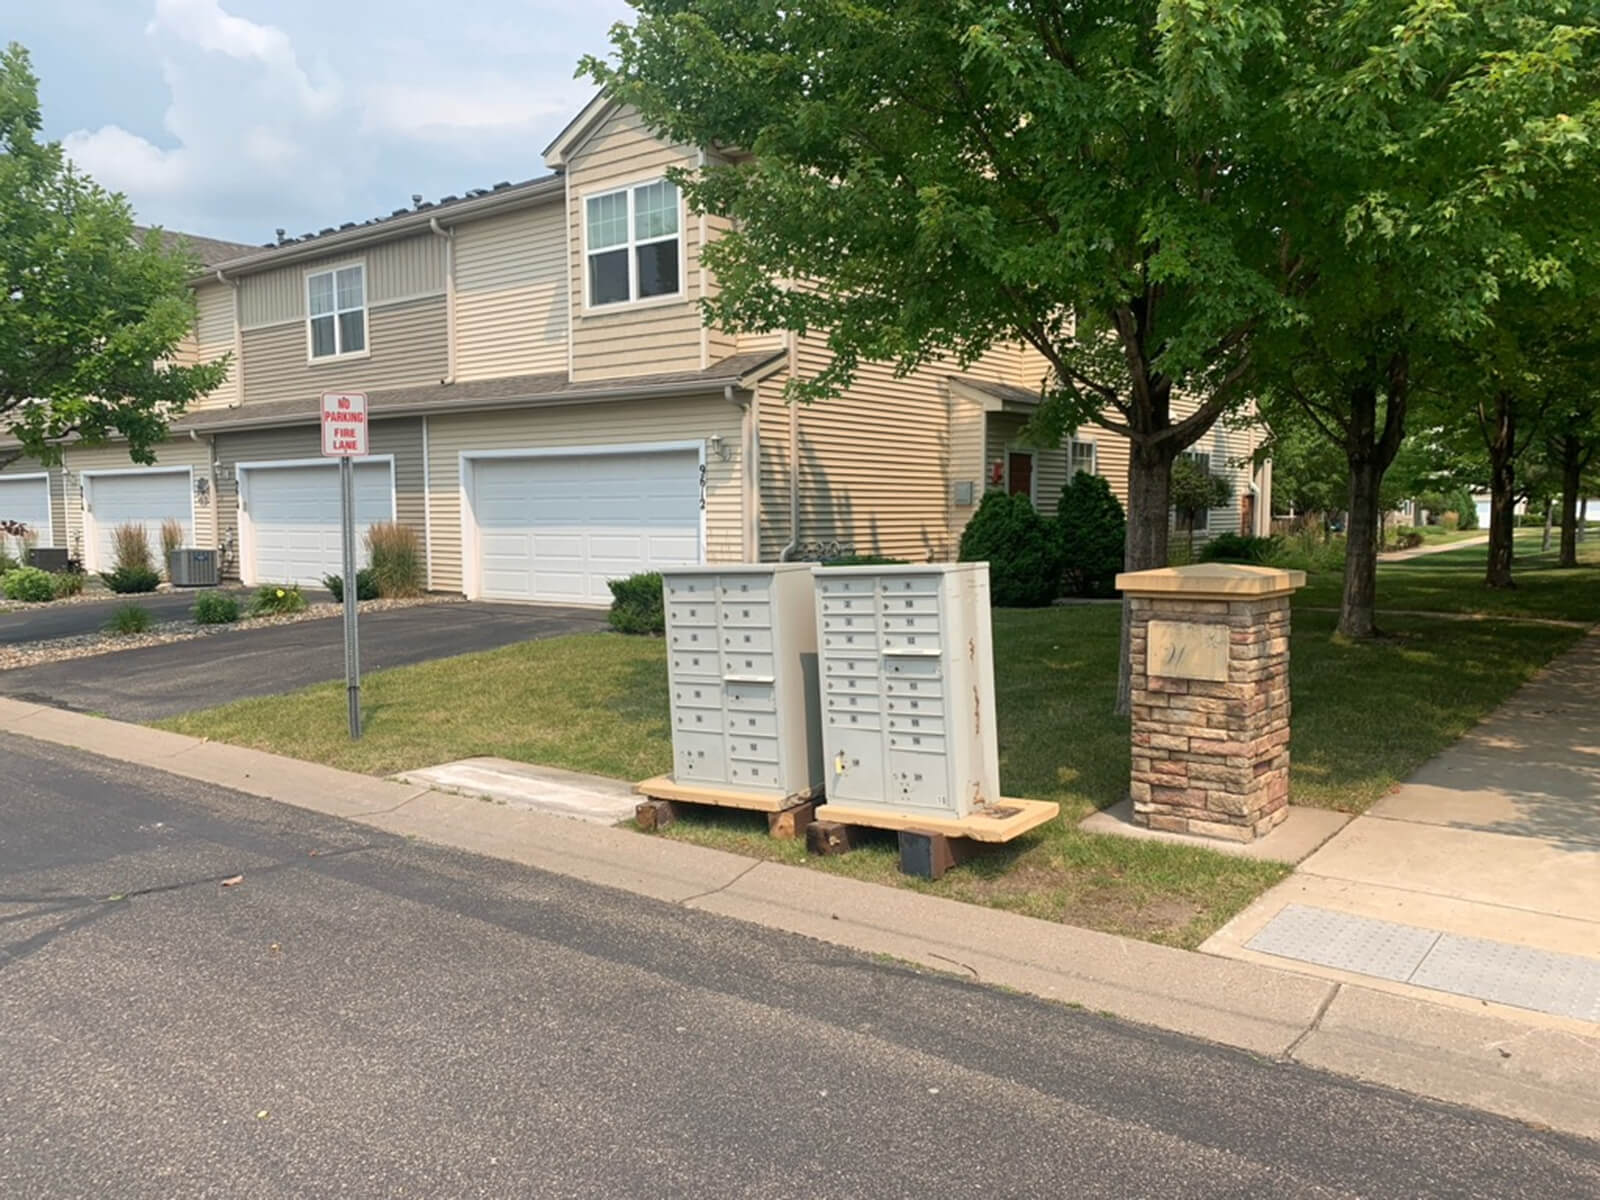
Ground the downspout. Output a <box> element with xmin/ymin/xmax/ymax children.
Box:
<box><xmin>429</xmin><ymin>217</ymin><xmax>457</xmax><ymax>384</ymax></box>
<box><xmin>778</xmin><ymin>330</ymin><xmax>800</xmax><ymax>560</ymax></box>
<box><xmin>725</xmin><ymin>384</ymin><xmax>758</xmax><ymax>562</ymax></box>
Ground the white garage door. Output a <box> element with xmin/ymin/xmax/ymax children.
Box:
<box><xmin>86</xmin><ymin>470</ymin><xmax>191</xmax><ymax>572</ymax></box>
<box><xmin>471</xmin><ymin>448</ymin><xmax>701</xmax><ymax>605</ymax></box>
<box><xmin>0</xmin><ymin>475</ymin><xmax>53</xmax><ymax>555</ymax></box>
<box><xmin>243</xmin><ymin>460</ymin><xmax>394</xmax><ymax>587</ymax></box>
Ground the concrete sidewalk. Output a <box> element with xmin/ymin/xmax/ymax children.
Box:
<box><xmin>1377</xmin><ymin>534</ymin><xmax>1489</xmax><ymax>562</ymax></box>
<box><xmin>1206</xmin><ymin>631</ymin><xmax>1600</xmax><ymax>1030</ymax></box>
<box><xmin>1</xmin><ymin>694</ymin><xmax>1596</xmax><ymax>1141</ymax></box>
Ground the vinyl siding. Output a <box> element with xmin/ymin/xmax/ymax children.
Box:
<box><xmin>239</xmin><ymin>236</ymin><xmax>445</xmax><ymax>329</ymax></box>
<box><xmin>0</xmin><ymin>457</ymin><xmax>69</xmax><ymax>550</ymax></box>
<box><xmin>212</xmin><ymin>420</ymin><xmax>426</xmax><ymax>582</ymax></box>
<box><xmin>946</xmin><ymin>387</ymin><xmax>987</xmax><ymax>546</ymax></box>
<box><xmin>425</xmin><ymin>396</ymin><xmax>742</xmax><ymax>593</ymax></box>
<box><xmin>191</xmin><ymin>282</ymin><xmax>239</xmax><ymax>409</ymax></box>
<box><xmin>62</xmin><ymin>440</ymin><xmax>217</xmax><ymax>560</ymax></box>
<box><xmin>454</xmin><ymin>204</ymin><xmax>568</xmax><ymax>381</ymax></box>
<box><xmin>567</xmin><ymin>106</ymin><xmax>708</xmax><ymax>381</ymax></box>
<box><xmin>239</xmin><ymin>295</ymin><xmax>448</xmax><ymax>406</ymax></box>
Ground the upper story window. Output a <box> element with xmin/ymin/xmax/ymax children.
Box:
<box><xmin>585</xmin><ymin>179</ymin><xmax>681</xmax><ymax>308</ymax></box>
<box><xmin>307</xmin><ymin>263</ymin><xmax>367</xmax><ymax>359</ymax></box>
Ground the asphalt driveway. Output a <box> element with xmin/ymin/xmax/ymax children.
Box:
<box><xmin>0</xmin><ymin>602</ymin><xmax>605</xmax><ymax>722</ymax></box>
<box><xmin>0</xmin><ymin>589</ymin><xmax>260</xmax><ymax>645</ymax></box>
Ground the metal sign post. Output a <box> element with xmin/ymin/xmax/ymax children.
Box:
<box><xmin>322</xmin><ymin>391</ymin><xmax>369</xmax><ymax>740</ymax></box>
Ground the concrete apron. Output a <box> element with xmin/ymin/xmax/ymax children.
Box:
<box><xmin>0</xmin><ymin>694</ymin><xmax>1597</xmax><ymax>1141</ymax></box>
<box><xmin>1204</xmin><ymin>630</ymin><xmax>1600</xmax><ymax>1035</ymax></box>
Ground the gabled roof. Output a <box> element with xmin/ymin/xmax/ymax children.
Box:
<box><xmin>170</xmin><ymin>349</ymin><xmax>789</xmax><ymax>433</ymax></box>
<box><xmin>136</xmin><ymin>227</ymin><xmax>259</xmax><ymax>268</ymax></box>
<box><xmin>543</xmin><ymin>91</ymin><xmax>617</xmax><ymax>169</ymax></box>
<box><xmin>948</xmin><ymin>375</ymin><xmax>1044</xmax><ymax>413</ymax></box>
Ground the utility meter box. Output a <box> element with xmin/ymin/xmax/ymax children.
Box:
<box><xmin>813</xmin><ymin>563</ymin><xmax>1001</xmax><ymax>818</ymax></box>
<box><xmin>662</xmin><ymin>565</ymin><xmax>823</xmax><ymax>800</ymax></box>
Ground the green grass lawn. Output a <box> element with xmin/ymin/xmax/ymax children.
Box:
<box><xmin>158</xmin><ymin>543</ymin><xmax>1590</xmax><ymax>949</ymax></box>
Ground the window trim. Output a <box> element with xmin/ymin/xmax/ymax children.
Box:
<box><xmin>581</xmin><ymin>176</ymin><xmax>686</xmax><ymax>311</ymax></box>
<box><xmin>304</xmin><ymin>259</ymin><xmax>370</xmax><ymax>365</ymax></box>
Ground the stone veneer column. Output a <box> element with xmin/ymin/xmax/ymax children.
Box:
<box><xmin>1115</xmin><ymin>564</ymin><xmax>1307</xmax><ymax>843</ymax></box>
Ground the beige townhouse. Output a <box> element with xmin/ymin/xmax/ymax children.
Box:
<box><xmin>2</xmin><ymin>95</ymin><xmax>1271</xmax><ymax>602</ymax></box>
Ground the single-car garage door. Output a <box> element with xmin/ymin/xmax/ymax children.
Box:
<box><xmin>85</xmin><ymin>470</ymin><xmax>192</xmax><ymax>573</ymax></box>
<box><xmin>241</xmin><ymin>460</ymin><xmax>394</xmax><ymax>587</ymax></box>
<box><xmin>0</xmin><ymin>475</ymin><xmax>53</xmax><ymax>555</ymax></box>
<box><xmin>469</xmin><ymin>447</ymin><xmax>700</xmax><ymax>605</ymax></box>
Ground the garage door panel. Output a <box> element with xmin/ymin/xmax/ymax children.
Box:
<box><xmin>470</xmin><ymin>449</ymin><xmax>700</xmax><ymax>605</ymax></box>
<box><xmin>86</xmin><ymin>472</ymin><xmax>191</xmax><ymax>572</ymax></box>
<box><xmin>245</xmin><ymin>461</ymin><xmax>394</xmax><ymax>587</ymax></box>
<box><xmin>0</xmin><ymin>477</ymin><xmax>53</xmax><ymax>553</ymax></box>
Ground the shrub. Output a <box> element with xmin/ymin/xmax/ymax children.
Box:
<box><xmin>100</xmin><ymin>566</ymin><xmax>162</xmax><ymax>594</ymax></box>
<box><xmin>1057</xmin><ymin>472</ymin><xmax>1125</xmax><ymax>596</ymax></box>
<box><xmin>111</xmin><ymin>522</ymin><xmax>154</xmax><ymax>573</ymax></box>
<box><xmin>365</xmin><ymin>522</ymin><xmax>425</xmax><ymax>598</ymax></box>
<box><xmin>192</xmin><ymin>589</ymin><xmax>239</xmax><ymax>625</ymax></box>
<box><xmin>1439</xmin><ymin>511</ymin><xmax>1460</xmax><ymax>531</ymax></box>
<box><xmin>1266</xmin><ymin>529</ymin><xmax>1347</xmax><ymax>573</ymax></box>
<box><xmin>105</xmin><ymin>603</ymin><xmax>153</xmax><ymax>636</ymax></box>
<box><xmin>958</xmin><ymin>491</ymin><xmax>1064</xmax><ymax>607</ymax></box>
<box><xmin>607</xmin><ymin>572</ymin><xmax>665</xmax><ymax>635</ymax></box>
<box><xmin>51</xmin><ymin>570</ymin><xmax>85</xmax><ymax>598</ymax></box>
<box><xmin>160</xmin><ymin>517</ymin><xmax>185</xmax><ymax>558</ymax></box>
<box><xmin>1198</xmin><ymin>533</ymin><xmax>1281</xmax><ymax>565</ymax></box>
<box><xmin>0</xmin><ymin>549</ymin><xmax>17</xmax><ymax>575</ymax></box>
<box><xmin>323</xmin><ymin>569</ymin><xmax>379</xmax><ymax>603</ymax></box>
<box><xmin>1384</xmin><ymin>525</ymin><xmax>1424</xmax><ymax>551</ymax></box>
<box><xmin>2</xmin><ymin>566</ymin><xmax>58</xmax><ymax>602</ymax></box>
<box><xmin>250</xmin><ymin>584</ymin><xmax>307</xmax><ymax>616</ymax></box>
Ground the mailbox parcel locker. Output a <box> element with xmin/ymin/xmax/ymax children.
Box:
<box><xmin>662</xmin><ymin>565</ymin><xmax>824</xmax><ymax>800</ymax></box>
<box><xmin>813</xmin><ymin>563</ymin><xmax>1001</xmax><ymax>819</ymax></box>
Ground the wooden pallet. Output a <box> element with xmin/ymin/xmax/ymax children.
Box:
<box><xmin>633</xmin><ymin>775</ymin><xmax>822</xmax><ymax>839</ymax></box>
<box><xmin>808</xmin><ymin>798</ymin><xmax>1061</xmax><ymax>879</ymax></box>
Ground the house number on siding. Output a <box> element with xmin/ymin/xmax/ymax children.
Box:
<box><xmin>699</xmin><ymin>463</ymin><xmax>707</xmax><ymax>510</ymax></box>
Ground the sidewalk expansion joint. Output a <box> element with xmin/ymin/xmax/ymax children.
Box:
<box><xmin>1282</xmin><ymin>982</ymin><xmax>1341</xmax><ymax>1062</ymax></box>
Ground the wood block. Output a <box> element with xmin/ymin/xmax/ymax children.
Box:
<box><xmin>897</xmin><ymin>831</ymin><xmax>976</xmax><ymax>880</ymax></box>
<box><xmin>806</xmin><ymin>819</ymin><xmax>857</xmax><ymax>856</ymax></box>
<box><xmin>766</xmin><ymin>801</ymin><xmax>816</xmax><ymax>840</ymax></box>
<box><xmin>635</xmin><ymin>798</ymin><xmax>680</xmax><ymax>832</ymax></box>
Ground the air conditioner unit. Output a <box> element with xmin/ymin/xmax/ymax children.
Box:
<box><xmin>167</xmin><ymin>548</ymin><xmax>219</xmax><ymax>587</ymax></box>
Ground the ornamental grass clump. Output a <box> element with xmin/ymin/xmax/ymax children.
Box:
<box><xmin>365</xmin><ymin>522</ymin><xmax>424</xmax><ymax>598</ymax></box>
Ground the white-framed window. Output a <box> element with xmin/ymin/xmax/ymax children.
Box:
<box><xmin>306</xmin><ymin>262</ymin><xmax>367</xmax><ymax>360</ymax></box>
<box><xmin>1180</xmin><ymin>449</ymin><xmax>1213</xmax><ymax>531</ymax></box>
<box><xmin>1069</xmin><ymin>438</ymin><xmax>1097</xmax><ymax>479</ymax></box>
<box><xmin>584</xmin><ymin>178</ymin><xmax>682</xmax><ymax>308</ymax></box>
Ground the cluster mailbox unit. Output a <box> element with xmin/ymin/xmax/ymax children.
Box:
<box><xmin>813</xmin><ymin>563</ymin><xmax>1001</xmax><ymax>819</ymax></box>
<box><xmin>660</xmin><ymin>564</ymin><xmax>823</xmax><ymax>802</ymax></box>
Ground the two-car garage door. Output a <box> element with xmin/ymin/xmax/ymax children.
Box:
<box><xmin>239</xmin><ymin>460</ymin><xmax>394</xmax><ymax>587</ymax></box>
<box><xmin>469</xmin><ymin>447</ymin><xmax>701</xmax><ymax>605</ymax></box>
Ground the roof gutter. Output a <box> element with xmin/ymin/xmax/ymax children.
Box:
<box><xmin>187</xmin><ymin>176</ymin><xmax>564</xmax><ymax>285</ymax></box>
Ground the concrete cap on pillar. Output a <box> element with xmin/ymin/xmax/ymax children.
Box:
<box><xmin>1115</xmin><ymin>562</ymin><xmax>1307</xmax><ymax>600</ymax></box>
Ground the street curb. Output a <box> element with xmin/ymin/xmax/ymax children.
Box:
<box><xmin>2</xmin><ymin>698</ymin><xmax>1596</xmax><ymax>1141</ymax></box>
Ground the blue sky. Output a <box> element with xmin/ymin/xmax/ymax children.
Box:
<box><xmin>14</xmin><ymin>0</ymin><xmax>635</xmax><ymax>246</ymax></box>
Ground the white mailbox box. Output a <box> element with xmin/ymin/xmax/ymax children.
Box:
<box><xmin>813</xmin><ymin>563</ymin><xmax>1001</xmax><ymax>818</ymax></box>
<box><xmin>662</xmin><ymin>565</ymin><xmax>823</xmax><ymax>801</ymax></box>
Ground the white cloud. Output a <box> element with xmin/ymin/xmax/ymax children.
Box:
<box><xmin>49</xmin><ymin>0</ymin><xmax>632</xmax><ymax>241</ymax></box>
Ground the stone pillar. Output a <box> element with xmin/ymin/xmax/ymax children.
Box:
<box><xmin>1115</xmin><ymin>564</ymin><xmax>1306</xmax><ymax>843</ymax></box>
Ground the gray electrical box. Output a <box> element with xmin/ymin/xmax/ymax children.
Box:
<box><xmin>813</xmin><ymin>563</ymin><xmax>1000</xmax><ymax>818</ymax></box>
<box><xmin>662</xmin><ymin>565</ymin><xmax>823</xmax><ymax>799</ymax></box>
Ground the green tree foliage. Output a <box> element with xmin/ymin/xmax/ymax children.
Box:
<box><xmin>958</xmin><ymin>492</ymin><xmax>1064</xmax><ymax>607</ymax></box>
<box><xmin>1057</xmin><ymin>472</ymin><xmax>1125</xmax><ymax>598</ymax></box>
<box><xmin>1170</xmin><ymin>456</ymin><xmax>1233</xmax><ymax>557</ymax></box>
<box><xmin>0</xmin><ymin>44</ymin><xmax>225</xmax><ymax>469</ymax></box>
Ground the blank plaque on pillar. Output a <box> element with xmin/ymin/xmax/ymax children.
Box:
<box><xmin>1147</xmin><ymin>620</ymin><xmax>1230</xmax><ymax>682</ymax></box>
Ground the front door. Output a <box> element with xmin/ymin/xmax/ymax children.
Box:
<box><xmin>1007</xmin><ymin>452</ymin><xmax>1034</xmax><ymax>502</ymax></box>
<box><xmin>1241</xmin><ymin>493</ymin><xmax>1256</xmax><ymax>535</ymax></box>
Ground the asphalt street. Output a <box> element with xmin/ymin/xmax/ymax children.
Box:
<box><xmin>2</xmin><ymin>733</ymin><xmax>1597</xmax><ymax>1199</ymax></box>
<box><xmin>0</xmin><ymin>601</ymin><xmax>604</xmax><ymax>720</ymax></box>
<box><xmin>0</xmin><ymin>588</ymin><xmax>232</xmax><ymax>645</ymax></box>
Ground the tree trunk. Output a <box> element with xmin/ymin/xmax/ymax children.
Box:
<box><xmin>1340</xmin><ymin>458</ymin><xmax>1382</xmax><ymax>638</ymax></box>
<box><xmin>1541</xmin><ymin>498</ymin><xmax>1554</xmax><ymax>553</ymax></box>
<box><xmin>1559</xmin><ymin>438</ymin><xmax>1582</xmax><ymax>568</ymax></box>
<box><xmin>1115</xmin><ymin>444</ymin><xmax>1176</xmax><ymax>715</ymax></box>
<box><xmin>1483</xmin><ymin>391</ymin><xmax>1517</xmax><ymax>590</ymax></box>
